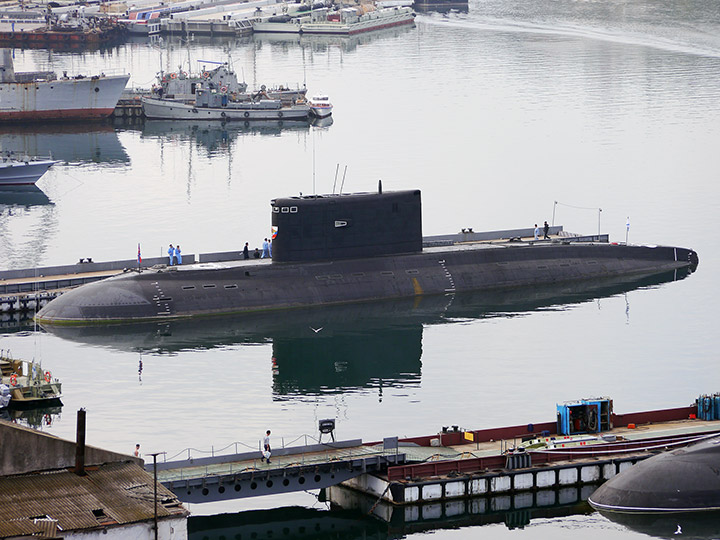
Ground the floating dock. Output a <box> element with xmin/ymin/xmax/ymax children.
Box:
<box><xmin>148</xmin><ymin>401</ymin><xmax>720</xmax><ymax>507</ymax></box>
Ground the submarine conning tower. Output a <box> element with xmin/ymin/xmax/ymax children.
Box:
<box><xmin>271</xmin><ymin>187</ymin><xmax>422</xmax><ymax>263</ymax></box>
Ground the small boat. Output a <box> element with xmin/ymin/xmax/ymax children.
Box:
<box><xmin>0</xmin><ymin>352</ymin><xmax>62</xmax><ymax>409</ymax></box>
<box><xmin>308</xmin><ymin>94</ymin><xmax>333</xmax><ymax>118</ymax></box>
<box><xmin>142</xmin><ymin>91</ymin><xmax>310</xmax><ymax>121</ymax></box>
<box><xmin>0</xmin><ymin>155</ymin><xmax>57</xmax><ymax>186</ymax></box>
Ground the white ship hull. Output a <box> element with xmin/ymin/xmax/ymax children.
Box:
<box><xmin>252</xmin><ymin>7</ymin><xmax>415</xmax><ymax>35</ymax></box>
<box><xmin>252</xmin><ymin>20</ymin><xmax>305</xmax><ymax>33</ymax></box>
<box><xmin>0</xmin><ymin>74</ymin><xmax>130</xmax><ymax>122</ymax></box>
<box><xmin>0</xmin><ymin>159</ymin><xmax>57</xmax><ymax>186</ymax></box>
<box><xmin>142</xmin><ymin>97</ymin><xmax>310</xmax><ymax>121</ymax></box>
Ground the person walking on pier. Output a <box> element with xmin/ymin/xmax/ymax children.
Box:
<box><xmin>262</xmin><ymin>430</ymin><xmax>272</xmax><ymax>464</ymax></box>
<box><xmin>175</xmin><ymin>245</ymin><xmax>182</xmax><ymax>265</ymax></box>
<box><xmin>543</xmin><ymin>221</ymin><xmax>550</xmax><ymax>239</ymax></box>
<box><xmin>243</xmin><ymin>242</ymin><xmax>249</xmax><ymax>260</ymax></box>
<box><xmin>168</xmin><ymin>244</ymin><xmax>175</xmax><ymax>265</ymax></box>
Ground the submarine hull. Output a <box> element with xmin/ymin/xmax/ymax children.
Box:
<box><xmin>36</xmin><ymin>241</ymin><xmax>697</xmax><ymax>325</ymax></box>
<box><xmin>588</xmin><ymin>435</ymin><xmax>720</xmax><ymax>514</ymax></box>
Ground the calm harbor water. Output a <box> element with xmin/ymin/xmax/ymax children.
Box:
<box><xmin>2</xmin><ymin>0</ymin><xmax>720</xmax><ymax>537</ymax></box>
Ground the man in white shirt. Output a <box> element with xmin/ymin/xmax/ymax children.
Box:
<box><xmin>262</xmin><ymin>430</ymin><xmax>272</xmax><ymax>464</ymax></box>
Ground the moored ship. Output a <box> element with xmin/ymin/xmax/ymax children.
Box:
<box><xmin>35</xmin><ymin>183</ymin><xmax>698</xmax><ymax>325</ymax></box>
<box><xmin>253</xmin><ymin>5</ymin><xmax>415</xmax><ymax>35</ymax></box>
<box><xmin>0</xmin><ymin>155</ymin><xmax>57</xmax><ymax>186</ymax></box>
<box><xmin>0</xmin><ymin>49</ymin><xmax>130</xmax><ymax>122</ymax></box>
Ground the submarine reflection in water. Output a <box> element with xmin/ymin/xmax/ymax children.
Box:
<box><xmin>596</xmin><ymin>511</ymin><xmax>720</xmax><ymax>539</ymax></box>
<box><xmin>42</xmin><ymin>269</ymin><xmax>692</xmax><ymax>392</ymax></box>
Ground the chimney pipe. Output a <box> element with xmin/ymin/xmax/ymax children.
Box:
<box><xmin>75</xmin><ymin>408</ymin><xmax>86</xmax><ymax>476</ymax></box>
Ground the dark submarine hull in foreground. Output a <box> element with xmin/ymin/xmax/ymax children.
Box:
<box><xmin>36</xmin><ymin>188</ymin><xmax>698</xmax><ymax>325</ymax></box>
<box><xmin>588</xmin><ymin>435</ymin><xmax>720</xmax><ymax>514</ymax></box>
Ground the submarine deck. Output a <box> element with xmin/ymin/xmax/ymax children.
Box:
<box><xmin>0</xmin><ymin>230</ymin><xmax>569</xmax><ymax>292</ymax></box>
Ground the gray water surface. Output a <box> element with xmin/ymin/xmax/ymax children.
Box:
<box><xmin>2</xmin><ymin>0</ymin><xmax>720</xmax><ymax>536</ymax></box>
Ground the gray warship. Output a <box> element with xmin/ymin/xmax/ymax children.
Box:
<box><xmin>36</xmin><ymin>184</ymin><xmax>698</xmax><ymax>325</ymax></box>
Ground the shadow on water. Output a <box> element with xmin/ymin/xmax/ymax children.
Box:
<box><xmin>41</xmin><ymin>269</ymin><xmax>693</xmax><ymax>395</ymax></box>
<box><xmin>0</xmin><ymin>185</ymin><xmax>52</xmax><ymax>208</ymax></box>
<box><xmin>188</xmin><ymin>506</ymin><xmax>386</xmax><ymax>540</ymax></box>
<box><xmin>252</xmin><ymin>24</ymin><xmax>415</xmax><ymax>52</ymax></box>
<box><xmin>187</xmin><ymin>486</ymin><xmax>597</xmax><ymax>539</ymax></box>
<box><xmin>0</xmin><ymin>404</ymin><xmax>62</xmax><ymax>431</ymax></box>
<box><xmin>112</xmin><ymin>116</ymin><xmax>333</xmax><ymax>153</ymax></box>
<box><xmin>599</xmin><ymin>511</ymin><xmax>720</xmax><ymax>539</ymax></box>
<box><xmin>0</xmin><ymin>122</ymin><xmax>129</xmax><ymax>165</ymax></box>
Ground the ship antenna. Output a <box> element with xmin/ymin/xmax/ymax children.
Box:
<box><xmin>332</xmin><ymin>163</ymin><xmax>339</xmax><ymax>194</ymax></box>
<box><xmin>340</xmin><ymin>165</ymin><xmax>348</xmax><ymax>194</ymax></box>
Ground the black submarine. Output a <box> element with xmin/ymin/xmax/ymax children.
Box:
<box><xmin>36</xmin><ymin>183</ymin><xmax>699</xmax><ymax>325</ymax></box>
<box><xmin>588</xmin><ymin>435</ymin><xmax>720</xmax><ymax>514</ymax></box>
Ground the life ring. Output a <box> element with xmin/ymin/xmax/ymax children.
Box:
<box><xmin>44</xmin><ymin>370</ymin><xmax>51</xmax><ymax>383</ymax></box>
<box><xmin>180</xmin><ymin>71</ymin><xmax>187</xmax><ymax>77</ymax></box>
<box><xmin>220</xmin><ymin>85</ymin><xmax>228</xmax><ymax>93</ymax></box>
<box><xmin>202</xmin><ymin>71</ymin><xmax>210</xmax><ymax>79</ymax></box>
<box><xmin>278</xmin><ymin>111</ymin><xmax>283</xmax><ymax>118</ymax></box>
<box><xmin>9</xmin><ymin>373</ymin><xmax>17</xmax><ymax>386</ymax></box>
<box><xmin>243</xmin><ymin>111</ymin><xmax>250</xmax><ymax>118</ymax></box>
<box><xmin>170</xmin><ymin>72</ymin><xmax>177</xmax><ymax>79</ymax></box>
<box><xmin>44</xmin><ymin>414</ymin><xmax>52</xmax><ymax>426</ymax></box>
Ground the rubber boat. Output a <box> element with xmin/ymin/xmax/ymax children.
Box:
<box><xmin>35</xmin><ymin>184</ymin><xmax>698</xmax><ymax>325</ymax></box>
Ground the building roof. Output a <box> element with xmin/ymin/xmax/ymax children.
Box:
<box><xmin>0</xmin><ymin>461</ymin><xmax>187</xmax><ymax>538</ymax></box>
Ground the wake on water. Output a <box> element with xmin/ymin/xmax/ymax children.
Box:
<box><xmin>417</xmin><ymin>13</ymin><xmax>720</xmax><ymax>59</ymax></box>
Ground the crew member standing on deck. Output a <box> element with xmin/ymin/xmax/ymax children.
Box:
<box><xmin>262</xmin><ymin>238</ymin><xmax>270</xmax><ymax>258</ymax></box>
<box><xmin>243</xmin><ymin>242</ymin><xmax>249</xmax><ymax>260</ymax></box>
<box><xmin>543</xmin><ymin>221</ymin><xmax>550</xmax><ymax>239</ymax></box>
<box><xmin>534</xmin><ymin>224</ymin><xmax>539</xmax><ymax>240</ymax></box>
<box><xmin>175</xmin><ymin>245</ymin><xmax>182</xmax><ymax>265</ymax></box>
<box><xmin>134</xmin><ymin>444</ymin><xmax>141</xmax><ymax>457</ymax></box>
<box><xmin>262</xmin><ymin>430</ymin><xmax>272</xmax><ymax>464</ymax></box>
<box><xmin>168</xmin><ymin>244</ymin><xmax>175</xmax><ymax>265</ymax></box>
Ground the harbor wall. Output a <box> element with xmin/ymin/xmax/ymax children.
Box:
<box><xmin>0</xmin><ymin>419</ymin><xmax>142</xmax><ymax>476</ymax></box>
